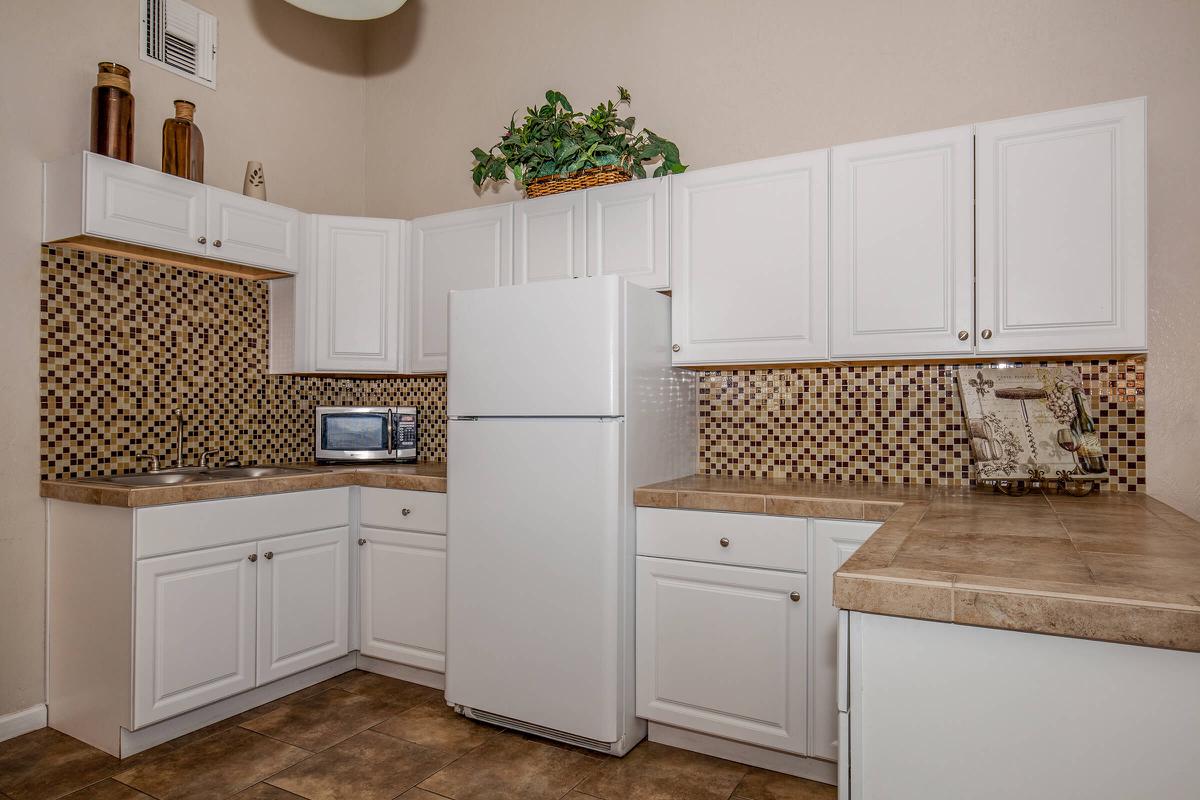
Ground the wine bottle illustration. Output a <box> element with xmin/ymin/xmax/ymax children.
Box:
<box><xmin>1070</xmin><ymin>389</ymin><xmax>1107</xmax><ymax>474</ymax></box>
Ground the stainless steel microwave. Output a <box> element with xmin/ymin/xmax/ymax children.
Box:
<box><xmin>315</xmin><ymin>406</ymin><xmax>417</xmax><ymax>463</ymax></box>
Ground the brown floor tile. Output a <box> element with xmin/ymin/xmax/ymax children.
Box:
<box><xmin>372</xmin><ymin>701</ymin><xmax>498</xmax><ymax>756</ymax></box>
<box><xmin>268</xmin><ymin>730</ymin><xmax>453</xmax><ymax>800</ymax></box>
<box><xmin>241</xmin><ymin>688</ymin><xmax>393</xmax><ymax>752</ymax></box>
<box><xmin>0</xmin><ymin>728</ymin><xmax>121</xmax><ymax>800</ymax></box>
<box><xmin>60</xmin><ymin>779</ymin><xmax>153</xmax><ymax>799</ymax></box>
<box><xmin>578</xmin><ymin>741</ymin><xmax>747</xmax><ymax>800</ymax></box>
<box><xmin>396</xmin><ymin>791</ymin><xmax>449</xmax><ymax>800</ymax></box>
<box><xmin>231</xmin><ymin>785</ymin><xmax>307</xmax><ymax>799</ymax></box>
<box><xmin>419</xmin><ymin>733</ymin><xmax>598</xmax><ymax>800</ymax></box>
<box><xmin>118</xmin><ymin>698</ymin><xmax>295</xmax><ymax>772</ymax></box>
<box><xmin>333</xmin><ymin>672</ymin><xmax>442</xmax><ymax>713</ymax></box>
<box><xmin>733</xmin><ymin>767</ymin><xmax>836</xmax><ymax>800</ymax></box>
<box><xmin>113</xmin><ymin>726</ymin><xmax>308</xmax><ymax>800</ymax></box>
<box><xmin>284</xmin><ymin>673</ymin><xmax>363</xmax><ymax>705</ymax></box>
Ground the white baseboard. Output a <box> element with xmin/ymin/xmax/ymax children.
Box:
<box><xmin>356</xmin><ymin>653</ymin><xmax>446</xmax><ymax>690</ymax></box>
<box><xmin>0</xmin><ymin>704</ymin><xmax>48</xmax><ymax>743</ymax></box>
<box><xmin>648</xmin><ymin>722</ymin><xmax>838</xmax><ymax>785</ymax></box>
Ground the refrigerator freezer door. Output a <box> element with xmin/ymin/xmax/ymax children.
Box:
<box><xmin>448</xmin><ymin>276</ymin><xmax>623</xmax><ymax>417</ymax></box>
<box><xmin>447</xmin><ymin>417</ymin><xmax>624</xmax><ymax>742</ymax></box>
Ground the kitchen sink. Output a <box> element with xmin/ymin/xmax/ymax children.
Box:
<box><xmin>203</xmin><ymin>466</ymin><xmax>312</xmax><ymax>479</ymax></box>
<box><xmin>100</xmin><ymin>472</ymin><xmax>212</xmax><ymax>486</ymax></box>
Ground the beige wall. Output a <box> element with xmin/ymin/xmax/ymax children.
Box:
<box><xmin>364</xmin><ymin>0</ymin><xmax>1200</xmax><ymax>521</ymax></box>
<box><xmin>0</xmin><ymin>0</ymin><xmax>367</xmax><ymax>717</ymax></box>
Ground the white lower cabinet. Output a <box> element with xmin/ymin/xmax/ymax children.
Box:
<box><xmin>636</xmin><ymin>556</ymin><xmax>809</xmax><ymax>754</ymax></box>
<box><xmin>810</xmin><ymin>519</ymin><xmax>879</xmax><ymax>762</ymax></box>
<box><xmin>134</xmin><ymin>542</ymin><xmax>258</xmax><ymax>727</ymax></box>
<box><xmin>256</xmin><ymin>527</ymin><xmax>350</xmax><ymax>685</ymax></box>
<box><xmin>358</xmin><ymin>527</ymin><xmax>446</xmax><ymax>672</ymax></box>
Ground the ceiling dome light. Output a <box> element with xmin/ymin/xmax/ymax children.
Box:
<box><xmin>282</xmin><ymin>0</ymin><xmax>407</xmax><ymax>20</ymax></box>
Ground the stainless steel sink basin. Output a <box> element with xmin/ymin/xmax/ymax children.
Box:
<box><xmin>204</xmin><ymin>466</ymin><xmax>311</xmax><ymax>479</ymax></box>
<box><xmin>101</xmin><ymin>472</ymin><xmax>212</xmax><ymax>486</ymax></box>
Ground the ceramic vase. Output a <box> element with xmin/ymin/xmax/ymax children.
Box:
<box><xmin>243</xmin><ymin>161</ymin><xmax>266</xmax><ymax>200</ymax></box>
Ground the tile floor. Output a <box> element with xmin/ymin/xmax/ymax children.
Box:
<box><xmin>0</xmin><ymin>671</ymin><xmax>835</xmax><ymax>800</ymax></box>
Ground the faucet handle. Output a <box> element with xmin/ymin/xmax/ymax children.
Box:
<box><xmin>141</xmin><ymin>453</ymin><xmax>162</xmax><ymax>473</ymax></box>
<box><xmin>199</xmin><ymin>449</ymin><xmax>221</xmax><ymax>469</ymax></box>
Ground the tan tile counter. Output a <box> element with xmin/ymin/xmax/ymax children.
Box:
<box><xmin>636</xmin><ymin>475</ymin><xmax>1200</xmax><ymax>652</ymax></box>
<box><xmin>41</xmin><ymin>462</ymin><xmax>446</xmax><ymax>508</ymax></box>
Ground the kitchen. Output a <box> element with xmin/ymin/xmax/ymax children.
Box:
<box><xmin>2</xmin><ymin>1</ymin><xmax>1199</xmax><ymax>799</ymax></box>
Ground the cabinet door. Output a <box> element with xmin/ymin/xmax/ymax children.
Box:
<box><xmin>670</xmin><ymin>152</ymin><xmax>829</xmax><ymax>365</ymax></box>
<box><xmin>586</xmin><ymin>176</ymin><xmax>670</xmax><ymax>290</ymax></box>
<box><xmin>206</xmin><ymin>188</ymin><xmax>302</xmax><ymax>273</ymax></box>
<box><xmin>810</xmin><ymin>519</ymin><xmax>879</xmax><ymax>762</ymax></box>
<box><xmin>976</xmin><ymin>97</ymin><xmax>1147</xmax><ymax>355</ymax></box>
<box><xmin>84</xmin><ymin>153</ymin><xmax>207</xmax><ymax>255</ymax></box>
<box><xmin>409</xmin><ymin>204</ymin><xmax>512</xmax><ymax>373</ymax></box>
<box><xmin>513</xmin><ymin>192</ymin><xmax>585</xmax><ymax>284</ymax></box>
<box><xmin>256</xmin><ymin>527</ymin><xmax>350</xmax><ymax>685</ymax></box>
<box><xmin>358</xmin><ymin>527</ymin><xmax>446</xmax><ymax>672</ymax></box>
<box><xmin>830</xmin><ymin>127</ymin><xmax>974</xmax><ymax>358</ymax></box>
<box><xmin>313</xmin><ymin>215</ymin><xmax>403</xmax><ymax>372</ymax></box>
<box><xmin>636</xmin><ymin>556</ymin><xmax>808</xmax><ymax>754</ymax></box>
<box><xmin>134</xmin><ymin>542</ymin><xmax>257</xmax><ymax>727</ymax></box>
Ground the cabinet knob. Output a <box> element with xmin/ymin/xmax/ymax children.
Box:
<box><xmin>402</xmin><ymin>508</ymin><xmax>412</xmax><ymax>516</ymax></box>
<box><xmin>213</xmin><ymin>240</ymin><xmax>222</xmax><ymax>248</ymax></box>
<box><xmin>671</xmin><ymin>344</ymin><xmax>681</xmax><ymax>353</ymax></box>
<box><xmin>981</xmin><ymin>329</ymin><xmax>993</xmax><ymax>340</ymax></box>
<box><xmin>719</xmin><ymin>537</ymin><xmax>730</xmax><ymax>548</ymax></box>
<box><xmin>957</xmin><ymin>330</ymin><xmax>969</xmax><ymax>341</ymax></box>
<box><xmin>197</xmin><ymin>236</ymin><xmax>207</xmax><ymax>245</ymax></box>
<box><xmin>247</xmin><ymin>553</ymin><xmax>257</xmax><ymax>562</ymax></box>
<box><xmin>264</xmin><ymin>551</ymin><xmax>273</xmax><ymax>560</ymax></box>
<box><xmin>790</xmin><ymin>591</ymin><xmax>801</xmax><ymax>602</ymax></box>
<box><xmin>358</xmin><ymin>538</ymin><xmax>366</xmax><ymax>546</ymax></box>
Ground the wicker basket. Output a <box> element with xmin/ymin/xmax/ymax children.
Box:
<box><xmin>524</xmin><ymin>165</ymin><xmax>632</xmax><ymax>198</ymax></box>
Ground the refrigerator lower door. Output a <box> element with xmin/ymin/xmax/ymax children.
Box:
<box><xmin>447</xmin><ymin>417</ymin><xmax>624</xmax><ymax>743</ymax></box>
<box><xmin>447</xmin><ymin>276</ymin><xmax>623</xmax><ymax>418</ymax></box>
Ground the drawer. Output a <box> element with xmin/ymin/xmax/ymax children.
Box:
<box><xmin>136</xmin><ymin>488</ymin><xmax>350</xmax><ymax>559</ymax></box>
<box><xmin>360</xmin><ymin>487</ymin><xmax>447</xmax><ymax>534</ymax></box>
<box><xmin>636</xmin><ymin>507</ymin><xmax>807</xmax><ymax>572</ymax></box>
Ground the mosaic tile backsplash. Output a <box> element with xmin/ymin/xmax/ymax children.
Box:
<box><xmin>40</xmin><ymin>246</ymin><xmax>1145</xmax><ymax>490</ymax></box>
<box><xmin>40</xmin><ymin>248</ymin><xmax>445</xmax><ymax>480</ymax></box>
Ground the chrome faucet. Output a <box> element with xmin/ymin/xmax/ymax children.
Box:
<box><xmin>171</xmin><ymin>408</ymin><xmax>186</xmax><ymax>468</ymax></box>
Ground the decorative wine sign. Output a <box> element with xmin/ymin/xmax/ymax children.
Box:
<box><xmin>955</xmin><ymin>366</ymin><xmax>1107</xmax><ymax>496</ymax></box>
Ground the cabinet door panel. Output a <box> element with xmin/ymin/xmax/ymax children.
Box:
<box><xmin>976</xmin><ymin>97</ymin><xmax>1146</xmax><ymax>354</ymax></box>
<box><xmin>85</xmin><ymin>154</ymin><xmax>206</xmax><ymax>255</ymax></box>
<box><xmin>587</xmin><ymin>176</ymin><xmax>670</xmax><ymax>289</ymax></box>
<box><xmin>134</xmin><ymin>542</ymin><xmax>257</xmax><ymax>727</ymax></box>
<box><xmin>636</xmin><ymin>556</ymin><xmax>808</xmax><ymax>754</ymax></box>
<box><xmin>810</xmin><ymin>519</ymin><xmax>879</xmax><ymax>761</ymax></box>
<box><xmin>671</xmin><ymin>152</ymin><xmax>828</xmax><ymax>364</ymax></box>
<box><xmin>314</xmin><ymin>215</ymin><xmax>403</xmax><ymax>372</ymax></box>
<box><xmin>410</xmin><ymin>205</ymin><xmax>512</xmax><ymax>373</ymax></box>
<box><xmin>359</xmin><ymin>527</ymin><xmax>446</xmax><ymax>672</ymax></box>
<box><xmin>831</xmin><ymin>127</ymin><xmax>974</xmax><ymax>358</ymax></box>
<box><xmin>206</xmin><ymin>188</ymin><xmax>302</xmax><ymax>273</ymax></box>
<box><xmin>256</xmin><ymin>527</ymin><xmax>350</xmax><ymax>684</ymax></box>
<box><xmin>514</xmin><ymin>193</ymin><xmax>585</xmax><ymax>284</ymax></box>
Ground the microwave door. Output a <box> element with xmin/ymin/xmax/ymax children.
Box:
<box><xmin>318</xmin><ymin>411</ymin><xmax>390</xmax><ymax>460</ymax></box>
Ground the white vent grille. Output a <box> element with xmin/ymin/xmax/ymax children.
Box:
<box><xmin>141</xmin><ymin>0</ymin><xmax>217</xmax><ymax>89</ymax></box>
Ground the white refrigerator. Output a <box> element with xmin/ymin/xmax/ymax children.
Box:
<box><xmin>445</xmin><ymin>276</ymin><xmax>696</xmax><ymax>755</ymax></box>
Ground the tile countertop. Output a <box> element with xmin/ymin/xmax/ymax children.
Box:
<box><xmin>40</xmin><ymin>462</ymin><xmax>447</xmax><ymax>508</ymax></box>
<box><xmin>635</xmin><ymin>475</ymin><xmax>1200</xmax><ymax>653</ymax></box>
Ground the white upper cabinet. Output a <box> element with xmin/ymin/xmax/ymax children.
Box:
<box><xmin>409</xmin><ymin>204</ymin><xmax>513</xmax><ymax>373</ymax></box>
<box><xmin>975</xmin><ymin>97</ymin><xmax>1147</xmax><ymax>355</ymax></box>
<box><xmin>830</xmin><ymin>127</ymin><xmax>975</xmax><ymax>358</ymax></box>
<box><xmin>670</xmin><ymin>152</ymin><xmax>829</xmax><ymax>365</ymax></box>
<box><xmin>206</xmin><ymin>188</ymin><xmax>303</xmax><ymax>273</ymax></box>
<box><xmin>586</xmin><ymin>176</ymin><xmax>670</xmax><ymax>290</ymax></box>
<box><xmin>81</xmin><ymin>152</ymin><xmax>208</xmax><ymax>255</ymax></box>
<box><xmin>513</xmin><ymin>192</ymin><xmax>586</xmax><ymax>284</ymax></box>
<box><xmin>313</xmin><ymin>215</ymin><xmax>404</xmax><ymax>372</ymax></box>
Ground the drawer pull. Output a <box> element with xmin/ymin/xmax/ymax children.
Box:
<box><xmin>358</xmin><ymin>538</ymin><xmax>366</xmax><ymax>546</ymax></box>
<box><xmin>790</xmin><ymin>591</ymin><xmax>801</xmax><ymax>602</ymax></box>
<box><xmin>264</xmin><ymin>551</ymin><xmax>273</xmax><ymax>560</ymax></box>
<box><xmin>247</xmin><ymin>553</ymin><xmax>257</xmax><ymax>562</ymax></box>
<box><xmin>402</xmin><ymin>508</ymin><xmax>412</xmax><ymax>516</ymax></box>
<box><xmin>719</xmin><ymin>537</ymin><xmax>730</xmax><ymax>548</ymax></box>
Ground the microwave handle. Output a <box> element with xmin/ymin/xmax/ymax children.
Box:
<box><xmin>386</xmin><ymin>410</ymin><xmax>395</xmax><ymax>456</ymax></box>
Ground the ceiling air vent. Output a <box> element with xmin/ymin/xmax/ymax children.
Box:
<box><xmin>140</xmin><ymin>0</ymin><xmax>217</xmax><ymax>89</ymax></box>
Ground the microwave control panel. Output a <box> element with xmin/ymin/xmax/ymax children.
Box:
<box><xmin>395</xmin><ymin>413</ymin><xmax>417</xmax><ymax>451</ymax></box>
